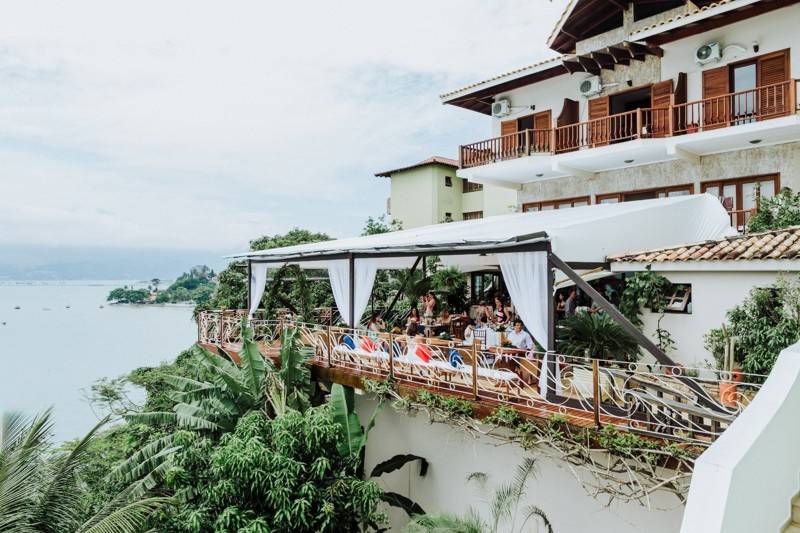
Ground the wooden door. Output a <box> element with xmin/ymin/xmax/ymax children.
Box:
<box><xmin>556</xmin><ymin>98</ymin><xmax>579</xmax><ymax>152</ymax></box>
<box><xmin>650</xmin><ymin>79</ymin><xmax>674</xmax><ymax>137</ymax></box>
<box><xmin>758</xmin><ymin>49</ymin><xmax>790</xmax><ymax>118</ymax></box>
<box><xmin>533</xmin><ymin>110</ymin><xmax>552</xmax><ymax>152</ymax></box>
<box><xmin>500</xmin><ymin>119</ymin><xmax>518</xmax><ymax>158</ymax></box>
<box><xmin>702</xmin><ymin>66</ymin><xmax>730</xmax><ymax>130</ymax></box>
<box><xmin>588</xmin><ymin>96</ymin><xmax>610</xmax><ymax>146</ymax></box>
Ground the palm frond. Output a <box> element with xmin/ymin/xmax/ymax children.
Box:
<box><xmin>78</xmin><ymin>497</ymin><xmax>171</xmax><ymax>533</ymax></box>
<box><xmin>518</xmin><ymin>505</ymin><xmax>553</xmax><ymax>533</ymax></box>
<box><xmin>238</xmin><ymin>318</ymin><xmax>266</xmax><ymax>401</ymax></box>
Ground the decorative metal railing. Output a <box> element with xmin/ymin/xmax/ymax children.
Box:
<box><xmin>197</xmin><ymin>311</ymin><xmax>764</xmax><ymax>447</ymax></box>
<box><xmin>459</xmin><ymin>79</ymin><xmax>799</xmax><ymax>168</ymax></box>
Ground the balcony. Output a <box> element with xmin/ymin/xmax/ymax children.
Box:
<box><xmin>459</xmin><ymin>80</ymin><xmax>800</xmax><ymax>184</ymax></box>
<box><xmin>197</xmin><ymin>310</ymin><xmax>764</xmax><ymax>448</ymax></box>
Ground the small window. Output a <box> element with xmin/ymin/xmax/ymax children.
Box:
<box><xmin>445</xmin><ymin>176</ymin><xmax>453</xmax><ymax>187</ymax></box>
<box><xmin>662</xmin><ymin>284</ymin><xmax>692</xmax><ymax>314</ymax></box>
<box><xmin>463</xmin><ymin>210</ymin><xmax>483</xmax><ymax>220</ymax></box>
<box><xmin>464</xmin><ymin>180</ymin><xmax>483</xmax><ymax>193</ymax></box>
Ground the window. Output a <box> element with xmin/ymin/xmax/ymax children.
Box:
<box><xmin>445</xmin><ymin>176</ymin><xmax>453</xmax><ymax>187</ymax></box>
<box><xmin>702</xmin><ymin>174</ymin><xmax>779</xmax><ymax>227</ymax></box>
<box><xmin>597</xmin><ymin>184</ymin><xmax>694</xmax><ymax>204</ymax></box>
<box><xmin>663</xmin><ymin>284</ymin><xmax>692</xmax><ymax>314</ymax></box>
<box><xmin>463</xmin><ymin>180</ymin><xmax>483</xmax><ymax>193</ymax></box>
<box><xmin>463</xmin><ymin>210</ymin><xmax>483</xmax><ymax>220</ymax></box>
<box><xmin>522</xmin><ymin>196</ymin><xmax>590</xmax><ymax>212</ymax></box>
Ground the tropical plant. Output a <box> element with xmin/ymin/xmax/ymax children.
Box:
<box><xmin>557</xmin><ymin>311</ymin><xmax>640</xmax><ymax>362</ymax></box>
<box><xmin>747</xmin><ymin>187</ymin><xmax>800</xmax><ymax>233</ymax></box>
<box><xmin>618</xmin><ymin>266</ymin><xmax>677</xmax><ymax>352</ymax></box>
<box><xmin>430</xmin><ymin>267</ymin><xmax>468</xmax><ymax>311</ymax></box>
<box><xmin>0</xmin><ymin>409</ymin><xmax>168</xmax><ymax>533</ymax></box>
<box><xmin>329</xmin><ymin>384</ymin><xmax>429</xmax><ymax>516</ymax></box>
<box><xmin>405</xmin><ymin>458</ymin><xmax>552</xmax><ymax>533</ymax></box>
<box><xmin>705</xmin><ymin>280</ymin><xmax>800</xmax><ymax>376</ymax></box>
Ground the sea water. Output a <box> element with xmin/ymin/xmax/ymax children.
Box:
<box><xmin>0</xmin><ymin>281</ymin><xmax>197</xmax><ymax>441</ymax></box>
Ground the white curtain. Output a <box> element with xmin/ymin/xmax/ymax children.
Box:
<box><xmin>327</xmin><ymin>258</ymin><xmax>380</xmax><ymax>326</ymax></box>
<box><xmin>498</xmin><ymin>251</ymin><xmax>551</xmax><ymax>395</ymax></box>
<box><xmin>498</xmin><ymin>251</ymin><xmax>549</xmax><ymax>349</ymax></box>
<box><xmin>248</xmin><ymin>263</ymin><xmax>269</xmax><ymax>318</ymax></box>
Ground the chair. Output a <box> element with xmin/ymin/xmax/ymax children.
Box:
<box><xmin>472</xmin><ymin>328</ymin><xmax>487</xmax><ymax>349</ymax></box>
<box><xmin>449</xmin><ymin>318</ymin><xmax>466</xmax><ymax>339</ymax></box>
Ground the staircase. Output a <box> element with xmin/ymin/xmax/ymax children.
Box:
<box><xmin>784</xmin><ymin>496</ymin><xmax>800</xmax><ymax>532</ymax></box>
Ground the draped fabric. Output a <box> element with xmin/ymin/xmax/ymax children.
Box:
<box><xmin>248</xmin><ymin>263</ymin><xmax>269</xmax><ymax>318</ymax></box>
<box><xmin>497</xmin><ymin>251</ymin><xmax>549</xmax><ymax>349</ymax></box>
<box><xmin>497</xmin><ymin>252</ymin><xmax>551</xmax><ymax>396</ymax></box>
<box><xmin>327</xmin><ymin>258</ymin><xmax>380</xmax><ymax>326</ymax></box>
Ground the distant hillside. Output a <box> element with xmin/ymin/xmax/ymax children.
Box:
<box><xmin>0</xmin><ymin>244</ymin><xmax>229</xmax><ymax>281</ymax></box>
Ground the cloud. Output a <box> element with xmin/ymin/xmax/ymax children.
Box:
<box><xmin>0</xmin><ymin>0</ymin><xmax>568</xmax><ymax>251</ymax></box>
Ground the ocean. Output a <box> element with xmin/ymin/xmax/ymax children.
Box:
<box><xmin>0</xmin><ymin>281</ymin><xmax>197</xmax><ymax>442</ymax></box>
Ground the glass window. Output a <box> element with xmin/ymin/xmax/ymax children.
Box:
<box><xmin>445</xmin><ymin>176</ymin><xmax>453</xmax><ymax>187</ymax></box>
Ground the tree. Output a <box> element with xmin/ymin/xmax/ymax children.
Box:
<box><xmin>361</xmin><ymin>215</ymin><xmax>401</xmax><ymax>236</ymax></box>
<box><xmin>406</xmin><ymin>458</ymin><xmax>552</xmax><ymax>533</ymax></box>
<box><xmin>747</xmin><ymin>187</ymin><xmax>800</xmax><ymax>233</ymax></box>
<box><xmin>0</xmin><ymin>409</ymin><xmax>168</xmax><ymax>533</ymax></box>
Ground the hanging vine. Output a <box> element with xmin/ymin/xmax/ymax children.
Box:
<box><xmin>363</xmin><ymin>379</ymin><xmax>697</xmax><ymax>509</ymax></box>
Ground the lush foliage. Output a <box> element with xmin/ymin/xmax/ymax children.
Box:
<box><xmin>0</xmin><ymin>409</ymin><xmax>168</xmax><ymax>533</ymax></box>
<box><xmin>618</xmin><ymin>267</ymin><xmax>677</xmax><ymax>352</ymax></box>
<box><xmin>154</xmin><ymin>265</ymin><xmax>216</xmax><ymax>304</ymax></box>
<box><xmin>152</xmin><ymin>409</ymin><xmax>386</xmax><ymax>532</ymax></box>
<box><xmin>747</xmin><ymin>187</ymin><xmax>800</xmax><ymax>233</ymax></box>
<box><xmin>557</xmin><ymin>311</ymin><xmax>640</xmax><ymax>362</ymax></box>
<box><xmin>705</xmin><ymin>278</ymin><xmax>800</xmax><ymax>375</ymax></box>
<box><xmin>106</xmin><ymin>287</ymin><xmax>151</xmax><ymax>304</ymax></box>
<box><xmin>107</xmin><ymin>266</ymin><xmax>216</xmax><ymax>305</ymax></box>
<box><xmin>429</xmin><ymin>267</ymin><xmax>469</xmax><ymax>312</ymax></box>
<box><xmin>197</xmin><ymin>229</ymin><xmax>332</xmax><ymax>319</ymax></box>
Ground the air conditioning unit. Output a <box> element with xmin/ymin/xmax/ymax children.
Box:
<box><xmin>579</xmin><ymin>76</ymin><xmax>602</xmax><ymax>98</ymax></box>
<box><xmin>695</xmin><ymin>42</ymin><xmax>721</xmax><ymax>65</ymax></box>
<box><xmin>491</xmin><ymin>99</ymin><xmax>511</xmax><ymax>117</ymax></box>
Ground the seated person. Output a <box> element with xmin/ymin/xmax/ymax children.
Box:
<box><xmin>506</xmin><ymin>319</ymin><xmax>534</xmax><ymax>350</ymax></box>
<box><xmin>406</xmin><ymin>321</ymin><xmax>420</xmax><ymax>337</ymax></box>
<box><xmin>407</xmin><ymin>307</ymin><xmax>421</xmax><ymax>326</ymax></box>
<box><xmin>439</xmin><ymin>308</ymin><xmax>451</xmax><ymax>325</ymax></box>
<box><xmin>494</xmin><ymin>296</ymin><xmax>509</xmax><ymax>325</ymax></box>
<box><xmin>366</xmin><ymin>312</ymin><xmax>385</xmax><ymax>334</ymax></box>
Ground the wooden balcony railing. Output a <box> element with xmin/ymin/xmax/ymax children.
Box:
<box><xmin>460</xmin><ymin>79</ymin><xmax>799</xmax><ymax>168</ymax></box>
<box><xmin>197</xmin><ymin>311</ymin><xmax>765</xmax><ymax>447</ymax></box>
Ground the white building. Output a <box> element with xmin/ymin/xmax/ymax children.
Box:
<box><xmin>610</xmin><ymin>225</ymin><xmax>800</xmax><ymax>367</ymax></box>
<box><xmin>441</xmin><ymin>0</ymin><xmax>800</xmax><ymax>227</ymax></box>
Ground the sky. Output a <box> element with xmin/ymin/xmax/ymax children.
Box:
<box><xmin>0</xmin><ymin>0</ymin><xmax>569</xmax><ymax>254</ymax></box>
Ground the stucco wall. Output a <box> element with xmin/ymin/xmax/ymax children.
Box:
<box><xmin>357</xmin><ymin>395</ymin><xmax>685</xmax><ymax>532</ymax></box>
<box><xmin>389</xmin><ymin>164</ymin><xmax>463</xmax><ymax>229</ymax></box>
<box><xmin>518</xmin><ymin>141</ymin><xmax>800</xmax><ymax>206</ymax></box>
<box><xmin>635</xmin><ymin>270</ymin><xmax>781</xmax><ymax>368</ymax></box>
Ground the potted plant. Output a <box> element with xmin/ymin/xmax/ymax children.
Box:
<box><xmin>717</xmin><ymin>326</ymin><xmax>743</xmax><ymax>407</ymax></box>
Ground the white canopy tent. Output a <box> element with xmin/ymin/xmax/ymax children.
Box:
<box><xmin>235</xmin><ymin>194</ymin><xmax>734</xmax><ymax>376</ymax></box>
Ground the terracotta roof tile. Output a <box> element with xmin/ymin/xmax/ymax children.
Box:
<box><xmin>608</xmin><ymin>226</ymin><xmax>800</xmax><ymax>263</ymax></box>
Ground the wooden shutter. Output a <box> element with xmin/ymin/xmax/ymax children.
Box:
<box><xmin>650</xmin><ymin>79</ymin><xmax>674</xmax><ymax>137</ymax></box>
<box><xmin>702</xmin><ymin>66</ymin><xmax>730</xmax><ymax>130</ymax></box>
<box><xmin>758</xmin><ymin>49</ymin><xmax>790</xmax><ymax>118</ymax></box>
<box><xmin>533</xmin><ymin>110</ymin><xmax>552</xmax><ymax>152</ymax></box>
<box><xmin>673</xmin><ymin>72</ymin><xmax>688</xmax><ymax>134</ymax></box>
<box><xmin>588</xmin><ymin>96</ymin><xmax>610</xmax><ymax>146</ymax></box>
<box><xmin>500</xmin><ymin>119</ymin><xmax>518</xmax><ymax>158</ymax></box>
<box><xmin>556</xmin><ymin>99</ymin><xmax>579</xmax><ymax>152</ymax></box>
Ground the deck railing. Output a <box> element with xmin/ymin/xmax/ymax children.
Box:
<box><xmin>197</xmin><ymin>311</ymin><xmax>764</xmax><ymax>447</ymax></box>
<box><xmin>460</xmin><ymin>79</ymin><xmax>799</xmax><ymax>168</ymax></box>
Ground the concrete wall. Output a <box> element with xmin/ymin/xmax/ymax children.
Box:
<box><xmin>358</xmin><ymin>394</ymin><xmax>685</xmax><ymax>532</ymax></box>
<box><xmin>681</xmin><ymin>341</ymin><xmax>800</xmax><ymax>533</ymax></box>
<box><xmin>389</xmin><ymin>164</ymin><xmax>461</xmax><ymax>229</ymax></box>
<box><xmin>634</xmin><ymin>270</ymin><xmax>782</xmax><ymax>368</ymax></box>
<box><xmin>519</xmin><ymin>141</ymin><xmax>800</xmax><ymax>206</ymax></box>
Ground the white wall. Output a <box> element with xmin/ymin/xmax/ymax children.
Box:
<box><xmin>357</xmin><ymin>395</ymin><xmax>685</xmax><ymax>533</ymax></box>
<box><xmin>661</xmin><ymin>3</ymin><xmax>800</xmax><ymax>103</ymax></box>
<box><xmin>681</xmin><ymin>341</ymin><xmax>800</xmax><ymax>533</ymax></box>
<box><xmin>636</xmin><ymin>270</ymin><xmax>781</xmax><ymax>368</ymax></box>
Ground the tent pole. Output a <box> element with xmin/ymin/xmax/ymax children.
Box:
<box><xmin>348</xmin><ymin>253</ymin><xmax>355</xmax><ymax>328</ymax></box>
<box><xmin>384</xmin><ymin>256</ymin><xmax>423</xmax><ymax>319</ymax></box>
<box><xmin>246</xmin><ymin>260</ymin><xmax>252</xmax><ymax>314</ymax></box>
<box><xmin>546</xmin><ymin>250</ymin><xmax>557</xmax><ymax>398</ymax></box>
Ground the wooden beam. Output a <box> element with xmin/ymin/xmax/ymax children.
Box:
<box><xmin>624</xmin><ymin>40</ymin><xmax>663</xmax><ymax>58</ymax></box>
<box><xmin>577</xmin><ymin>55</ymin><xmax>601</xmax><ymax>75</ymax></box>
<box><xmin>606</xmin><ymin>45</ymin><xmax>633</xmax><ymax>63</ymax></box>
<box><xmin>590</xmin><ymin>51</ymin><xmax>616</xmax><ymax>70</ymax></box>
<box><xmin>562</xmin><ymin>59</ymin><xmax>585</xmax><ymax>74</ymax></box>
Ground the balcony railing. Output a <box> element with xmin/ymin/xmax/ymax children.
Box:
<box><xmin>460</xmin><ymin>80</ymin><xmax>799</xmax><ymax>168</ymax></box>
<box><xmin>197</xmin><ymin>310</ymin><xmax>764</xmax><ymax>447</ymax></box>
